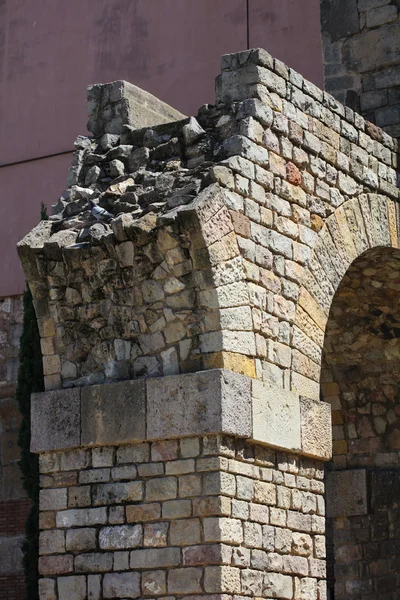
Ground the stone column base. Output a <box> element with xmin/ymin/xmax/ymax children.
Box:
<box><xmin>33</xmin><ymin>370</ymin><xmax>329</xmax><ymax>600</ymax></box>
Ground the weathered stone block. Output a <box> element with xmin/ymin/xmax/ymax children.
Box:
<box><xmin>66</xmin><ymin>528</ymin><xmax>97</xmax><ymax>552</ymax></box>
<box><xmin>342</xmin><ymin>24</ymin><xmax>400</xmax><ymax>73</ymax></box>
<box><xmin>126</xmin><ymin>503</ymin><xmax>161</xmax><ymax>523</ymax></box>
<box><xmin>321</xmin><ymin>0</ymin><xmax>359</xmax><ymax>41</ymax></box>
<box><xmin>56</xmin><ymin>507</ymin><xmax>107</xmax><ymax>528</ymax></box>
<box><xmin>205</xmin><ymin>565</ymin><xmax>242</xmax><ymax>593</ymax></box>
<box><xmin>31</xmin><ymin>389</ymin><xmax>80</xmax><ymax>452</ymax></box>
<box><xmin>252</xmin><ymin>381</ymin><xmax>301</xmax><ymax>451</ymax></box>
<box><xmin>142</xmin><ymin>570</ymin><xmax>167</xmax><ymax>596</ymax></box>
<box><xmin>103</xmin><ymin>572</ymin><xmax>141</xmax><ymax>598</ymax></box>
<box><xmin>81</xmin><ymin>380</ymin><xmax>145</xmax><ymax>446</ymax></box>
<box><xmin>326</xmin><ymin>469</ymin><xmax>368</xmax><ymax>517</ymax></box>
<box><xmin>39</xmin><ymin>488</ymin><xmax>67</xmax><ymax>511</ymax></box>
<box><xmin>263</xmin><ymin>572</ymin><xmax>293</xmax><ymax>599</ymax></box>
<box><xmin>92</xmin><ymin>481</ymin><xmax>143</xmax><ymax>505</ymax></box>
<box><xmin>168</xmin><ymin>567</ymin><xmax>202</xmax><ymax>594</ymax></box>
<box><xmin>99</xmin><ymin>525</ymin><xmax>142</xmax><ymax>549</ymax></box>
<box><xmin>371</xmin><ymin>470</ymin><xmax>400</xmax><ymax>509</ymax></box>
<box><xmin>0</xmin><ymin>535</ymin><xmax>23</xmax><ymax>575</ymax></box>
<box><xmin>147</xmin><ymin>369</ymin><xmax>251</xmax><ymax>439</ymax></box>
<box><xmin>74</xmin><ymin>552</ymin><xmax>113</xmax><ymax>573</ymax></box>
<box><xmin>57</xmin><ymin>576</ymin><xmax>86</xmax><ymax>600</ymax></box>
<box><xmin>39</xmin><ymin>530</ymin><xmax>65</xmax><ymax>555</ymax></box>
<box><xmin>38</xmin><ymin>578</ymin><xmax>57</xmax><ymax>600</ymax></box>
<box><xmin>145</xmin><ymin>476</ymin><xmax>177</xmax><ymax>502</ymax></box>
<box><xmin>300</xmin><ymin>397</ymin><xmax>332</xmax><ymax>460</ymax></box>
<box><xmin>170</xmin><ymin>518</ymin><xmax>201</xmax><ymax>546</ymax></box>
<box><xmin>87</xmin><ymin>80</ymin><xmax>185</xmax><ymax>137</ymax></box>
<box><xmin>130</xmin><ymin>547</ymin><xmax>180</xmax><ymax>569</ymax></box>
<box><xmin>38</xmin><ymin>555</ymin><xmax>73</xmax><ymax>576</ymax></box>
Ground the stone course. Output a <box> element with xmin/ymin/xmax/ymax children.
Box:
<box><xmin>37</xmin><ymin>435</ymin><xmax>325</xmax><ymax>599</ymax></box>
<box><xmin>30</xmin><ymin>371</ymin><xmax>331</xmax><ymax>461</ymax></box>
<box><xmin>322</xmin><ymin>0</ymin><xmax>400</xmax><ymax>138</ymax></box>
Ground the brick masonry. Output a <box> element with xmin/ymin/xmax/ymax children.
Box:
<box><xmin>17</xmin><ymin>47</ymin><xmax>400</xmax><ymax>600</ymax></box>
<box><xmin>37</xmin><ymin>436</ymin><xmax>326</xmax><ymax>600</ymax></box>
<box><xmin>321</xmin><ymin>0</ymin><xmax>400</xmax><ymax>138</ymax></box>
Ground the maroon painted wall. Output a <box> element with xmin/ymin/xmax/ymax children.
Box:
<box><xmin>0</xmin><ymin>0</ymin><xmax>323</xmax><ymax>297</ymax></box>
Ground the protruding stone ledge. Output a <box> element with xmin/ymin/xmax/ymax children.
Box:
<box><xmin>31</xmin><ymin>369</ymin><xmax>332</xmax><ymax>460</ymax></box>
<box><xmin>87</xmin><ymin>80</ymin><xmax>186</xmax><ymax>137</ymax></box>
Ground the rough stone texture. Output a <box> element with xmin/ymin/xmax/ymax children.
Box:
<box><xmin>252</xmin><ymin>380</ymin><xmax>301</xmax><ymax>451</ymax></box>
<box><xmin>300</xmin><ymin>397</ymin><xmax>332</xmax><ymax>460</ymax></box>
<box><xmin>322</xmin><ymin>0</ymin><xmax>400</xmax><ymax>138</ymax></box>
<box><xmin>147</xmin><ymin>369</ymin><xmax>252</xmax><ymax>439</ymax></box>
<box><xmin>35</xmin><ymin>435</ymin><xmax>326</xmax><ymax>600</ymax></box>
<box><xmin>31</xmin><ymin>389</ymin><xmax>80</xmax><ymax>452</ymax></box>
<box><xmin>0</xmin><ymin>295</ymin><xmax>27</xmax><ymax>597</ymax></box>
<box><xmin>81</xmin><ymin>379</ymin><xmax>145</xmax><ymax>445</ymax></box>
<box><xmin>30</xmin><ymin>371</ymin><xmax>331</xmax><ymax>459</ymax></box>
<box><xmin>18</xmin><ymin>50</ymin><xmax>399</xmax><ymax>401</ymax></box>
<box><xmin>87</xmin><ymin>80</ymin><xmax>186</xmax><ymax>137</ymax></box>
<box><xmin>0</xmin><ymin>535</ymin><xmax>24</xmax><ymax>574</ymax></box>
<box><xmin>321</xmin><ymin>248</ymin><xmax>400</xmax><ymax>598</ymax></box>
<box><xmin>326</xmin><ymin>469</ymin><xmax>368</xmax><ymax>517</ymax></box>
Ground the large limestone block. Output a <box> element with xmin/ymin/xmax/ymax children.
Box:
<box><xmin>31</xmin><ymin>388</ymin><xmax>80</xmax><ymax>452</ymax></box>
<box><xmin>300</xmin><ymin>397</ymin><xmax>332</xmax><ymax>460</ymax></box>
<box><xmin>87</xmin><ymin>80</ymin><xmax>186</xmax><ymax>137</ymax></box>
<box><xmin>81</xmin><ymin>380</ymin><xmax>145</xmax><ymax>446</ymax></box>
<box><xmin>0</xmin><ymin>535</ymin><xmax>23</xmax><ymax>575</ymax></box>
<box><xmin>371</xmin><ymin>470</ymin><xmax>400</xmax><ymax>510</ymax></box>
<box><xmin>342</xmin><ymin>23</ymin><xmax>400</xmax><ymax>73</ymax></box>
<box><xmin>326</xmin><ymin>469</ymin><xmax>368</xmax><ymax>517</ymax></box>
<box><xmin>251</xmin><ymin>381</ymin><xmax>301</xmax><ymax>451</ymax></box>
<box><xmin>146</xmin><ymin>369</ymin><xmax>252</xmax><ymax>440</ymax></box>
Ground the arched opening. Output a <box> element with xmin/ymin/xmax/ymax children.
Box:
<box><xmin>321</xmin><ymin>247</ymin><xmax>400</xmax><ymax>599</ymax></box>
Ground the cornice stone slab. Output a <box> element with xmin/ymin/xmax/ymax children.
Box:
<box><xmin>30</xmin><ymin>370</ymin><xmax>332</xmax><ymax>460</ymax></box>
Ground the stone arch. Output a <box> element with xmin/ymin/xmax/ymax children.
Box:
<box><xmin>292</xmin><ymin>194</ymin><xmax>400</xmax><ymax>401</ymax></box>
<box><xmin>300</xmin><ymin>196</ymin><xmax>400</xmax><ymax>599</ymax></box>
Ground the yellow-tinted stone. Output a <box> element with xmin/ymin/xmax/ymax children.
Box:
<box><xmin>204</xmin><ymin>352</ymin><xmax>256</xmax><ymax>378</ymax></box>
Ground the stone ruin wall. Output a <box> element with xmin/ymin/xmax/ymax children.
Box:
<box><xmin>322</xmin><ymin>0</ymin><xmax>400</xmax><ymax>139</ymax></box>
<box><xmin>17</xmin><ymin>47</ymin><xmax>400</xmax><ymax>600</ymax></box>
<box><xmin>0</xmin><ymin>295</ymin><xmax>29</xmax><ymax>597</ymax></box>
<box><xmin>19</xmin><ymin>50</ymin><xmax>399</xmax><ymax>399</ymax></box>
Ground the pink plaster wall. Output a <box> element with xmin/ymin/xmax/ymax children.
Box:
<box><xmin>0</xmin><ymin>155</ymin><xmax>73</xmax><ymax>297</ymax></box>
<box><xmin>0</xmin><ymin>0</ymin><xmax>323</xmax><ymax>297</ymax></box>
<box><xmin>249</xmin><ymin>0</ymin><xmax>323</xmax><ymax>88</ymax></box>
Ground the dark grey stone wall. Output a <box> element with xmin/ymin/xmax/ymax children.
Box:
<box><xmin>321</xmin><ymin>0</ymin><xmax>400</xmax><ymax>138</ymax></box>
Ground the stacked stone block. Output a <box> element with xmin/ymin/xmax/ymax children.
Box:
<box><xmin>322</xmin><ymin>0</ymin><xmax>400</xmax><ymax>138</ymax></box>
<box><xmin>0</xmin><ymin>295</ymin><xmax>27</xmax><ymax>598</ymax></box>
<box><xmin>321</xmin><ymin>247</ymin><xmax>400</xmax><ymax>471</ymax></box>
<box><xmin>38</xmin><ymin>435</ymin><xmax>326</xmax><ymax>600</ymax></box>
<box><xmin>326</xmin><ymin>469</ymin><xmax>400</xmax><ymax>597</ymax></box>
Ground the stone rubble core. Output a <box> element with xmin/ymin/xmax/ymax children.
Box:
<box><xmin>18</xmin><ymin>47</ymin><xmax>400</xmax><ymax>600</ymax></box>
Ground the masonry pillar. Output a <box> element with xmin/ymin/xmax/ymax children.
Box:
<box><xmin>32</xmin><ymin>372</ymin><xmax>330</xmax><ymax>600</ymax></box>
